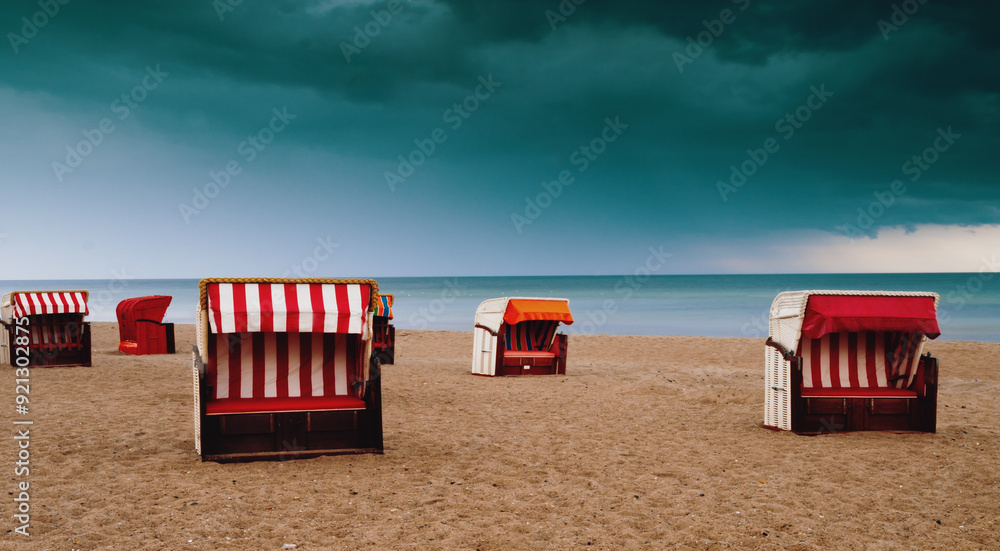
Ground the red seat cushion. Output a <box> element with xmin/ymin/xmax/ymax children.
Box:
<box><xmin>205</xmin><ymin>395</ymin><xmax>367</xmax><ymax>415</ymax></box>
<box><xmin>801</xmin><ymin>387</ymin><xmax>917</xmax><ymax>399</ymax></box>
<box><xmin>504</xmin><ymin>350</ymin><xmax>557</xmax><ymax>358</ymax></box>
<box><xmin>119</xmin><ymin>342</ymin><xmax>139</xmax><ymax>354</ymax></box>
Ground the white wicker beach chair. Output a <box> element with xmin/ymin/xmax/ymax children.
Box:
<box><xmin>764</xmin><ymin>290</ymin><xmax>941</xmax><ymax>434</ymax></box>
<box><xmin>472</xmin><ymin>297</ymin><xmax>573</xmax><ymax>376</ymax></box>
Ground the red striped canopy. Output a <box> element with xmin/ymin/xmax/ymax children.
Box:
<box><xmin>11</xmin><ymin>291</ymin><xmax>89</xmax><ymax>319</ymax></box>
<box><xmin>207</xmin><ymin>282</ymin><xmax>371</xmax><ymax>334</ymax></box>
<box><xmin>801</xmin><ymin>295</ymin><xmax>940</xmax><ymax>339</ymax></box>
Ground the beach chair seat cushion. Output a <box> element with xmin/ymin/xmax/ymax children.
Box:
<box><xmin>503</xmin><ymin>350</ymin><xmax>557</xmax><ymax>358</ymax></box>
<box><xmin>119</xmin><ymin>341</ymin><xmax>140</xmax><ymax>354</ymax></box>
<box><xmin>205</xmin><ymin>395</ymin><xmax>367</xmax><ymax>415</ymax></box>
<box><xmin>800</xmin><ymin>387</ymin><xmax>917</xmax><ymax>399</ymax></box>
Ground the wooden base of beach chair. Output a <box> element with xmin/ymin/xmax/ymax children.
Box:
<box><xmin>795</xmin><ymin>396</ymin><xmax>934</xmax><ymax>434</ymax></box>
<box><xmin>789</xmin><ymin>354</ymin><xmax>938</xmax><ymax>435</ymax></box>
<box><xmin>198</xmin><ymin>376</ymin><xmax>384</xmax><ymax>463</ymax></box>
<box><xmin>494</xmin><ymin>334</ymin><xmax>568</xmax><ymax>376</ymax></box>
<box><xmin>5</xmin><ymin>319</ymin><xmax>92</xmax><ymax>367</ymax></box>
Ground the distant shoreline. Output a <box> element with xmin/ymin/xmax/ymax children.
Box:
<box><xmin>3</xmin><ymin>273</ymin><xmax>997</xmax><ymax>343</ymax></box>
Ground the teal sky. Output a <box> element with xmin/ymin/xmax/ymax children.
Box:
<box><xmin>1</xmin><ymin>0</ymin><xmax>997</xmax><ymax>279</ymax></box>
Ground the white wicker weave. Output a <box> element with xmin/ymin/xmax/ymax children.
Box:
<box><xmin>192</xmin><ymin>350</ymin><xmax>202</xmax><ymax>457</ymax></box>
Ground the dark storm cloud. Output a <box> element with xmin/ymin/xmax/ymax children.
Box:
<box><xmin>2</xmin><ymin>0</ymin><xmax>997</xmax><ymax>245</ymax></box>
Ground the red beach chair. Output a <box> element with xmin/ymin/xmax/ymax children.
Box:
<box><xmin>472</xmin><ymin>297</ymin><xmax>573</xmax><ymax>376</ymax></box>
<box><xmin>116</xmin><ymin>295</ymin><xmax>175</xmax><ymax>355</ymax></box>
<box><xmin>192</xmin><ymin>278</ymin><xmax>384</xmax><ymax>461</ymax></box>
<box><xmin>1</xmin><ymin>290</ymin><xmax>92</xmax><ymax>367</ymax></box>
<box><xmin>764</xmin><ymin>290</ymin><xmax>941</xmax><ymax>434</ymax></box>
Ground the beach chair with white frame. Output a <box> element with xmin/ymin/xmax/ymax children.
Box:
<box><xmin>472</xmin><ymin>297</ymin><xmax>573</xmax><ymax>376</ymax></box>
<box><xmin>764</xmin><ymin>290</ymin><xmax>941</xmax><ymax>434</ymax></box>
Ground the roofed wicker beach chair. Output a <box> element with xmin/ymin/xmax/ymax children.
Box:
<box><xmin>764</xmin><ymin>290</ymin><xmax>941</xmax><ymax>434</ymax></box>
<box><xmin>1</xmin><ymin>290</ymin><xmax>92</xmax><ymax>367</ymax></box>
<box><xmin>472</xmin><ymin>297</ymin><xmax>573</xmax><ymax>376</ymax></box>
<box><xmin>193</xmin><ymin>278</ymin><xmax>384</xmax><ymax>461</ymax></box>
<box><xmin>116</xmin><ymin>295</ymin><xmax>175</xmax><ymax>355</ymax></box>
<box><xmin>371</xmin><ymin>293</ymin><xmax>395</xmax><ymax>366</ymax></box>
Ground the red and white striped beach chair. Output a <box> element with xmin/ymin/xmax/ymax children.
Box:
<box><xmin>116</xmin><ymin>295</ymin><xmax>175</xmax><ymax>355</ymax></box>
<box><xmin>472</xmin><ymin>297</ymin><xmax>573</xmax><ymax>376</ymax></box>
<box><xmin>192</xmin><ymin>278</ymin><xmax>383</xmax><ymax>461</ymax></box>
<box><xmin>371</xmin><ymin>293</ymin><xmax>394</xmax><ymax>366</ymax></box>
<box><xmin>1</xmin><ymin>290</ymin><xmax>92</xmax><ymax>367</ymax></box>
<box><xmin>764</xmin><ymin>290</ymin><xmax>941</xmax><ymax>434</ymax></box>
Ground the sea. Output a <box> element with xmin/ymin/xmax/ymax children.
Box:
<box><xmin>1</xmin><ymin>274</ymin><xmax>996</xmax><ymax>342</ymax></box>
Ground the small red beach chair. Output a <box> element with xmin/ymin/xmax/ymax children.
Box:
<box><xmin>472</xmin><ymin>297</ymin><xmax>573</xmax><ymax>376</ymax></box>
<box><xmin>116</xmin><ymin>295</ymin><xmax>175</xmax><ymax>355</ymax></box>
<box><xmin>764</xmin><ymin>290</ymin><xmax>941</xmax><ymax>434</ymax></box>
<box><xmin>192</xmin><ymin>278</ymin><xmax>384</xmax><ymax>461</ymax></box>
<box><xmin>371</xmin><ymin>293</ymin><xmax>395</xmax><ymax>365</ymax></box>
<box><xmin>1</xmin><ymin>290</ymin><xmax>92</xmax><ymax>367</ymax></box>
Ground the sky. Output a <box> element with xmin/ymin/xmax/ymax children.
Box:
<box><xmin>1</xmin><ymin>0</ymin><xmax>997</xmax><ymax>279</ymax></box>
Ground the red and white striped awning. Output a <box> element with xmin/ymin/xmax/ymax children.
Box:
<box><xmin>11</xmin><ymin>291</ymin><xmax>89</xmax><ymax>319</ymax></box>
<box><xmin>207</xmin><ymin>282</ymin><xmax>371</xmax><ymax>335</ymax></box>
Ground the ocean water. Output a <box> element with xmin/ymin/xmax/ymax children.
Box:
<box><xmin>0</xmin><ymin>273</ymin><xmax>996</xmax><ymax>342</ymax></box>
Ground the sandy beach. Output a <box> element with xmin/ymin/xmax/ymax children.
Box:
<box><xmin>2</xmin><ymin>322</ymin><xmax>998</xmax><ymax>550</ymax></box>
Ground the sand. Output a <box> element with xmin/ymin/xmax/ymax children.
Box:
<box><xmin>1</xmin><ymin>323</ymin><xmax>998</xmax><ymax>550</ymax></box>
